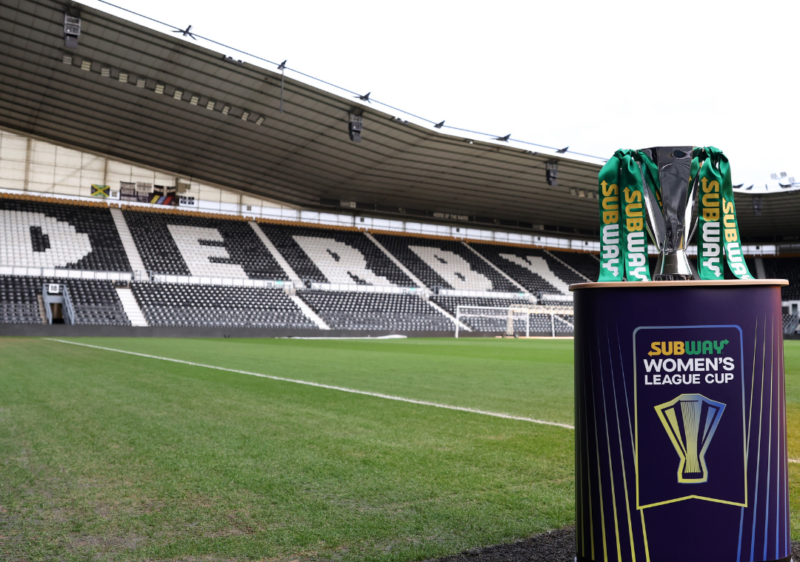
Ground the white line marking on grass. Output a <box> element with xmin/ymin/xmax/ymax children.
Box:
<box><xmin>789</xmin><ymin>459</ymin><xmax>800</xmax><ymax>464</ymax></box>
<box><xmin>45</xmin><ymin>338</ymin><xmax>574</xmax><ymax>430</ymax></box>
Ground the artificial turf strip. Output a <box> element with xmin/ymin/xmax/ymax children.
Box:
<box><xmin>0</xmin><ymin>338</ymin><xmax>574</xmax><ymax>561</ymax></box>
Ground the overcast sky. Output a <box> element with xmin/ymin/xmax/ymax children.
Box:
<box><xmin>81</xmin><ymin>0</ymin><xmax>799</xmax><ymax>190</ymax></box>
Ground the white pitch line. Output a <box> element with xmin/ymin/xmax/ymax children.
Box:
<box><xmin>44</xmin><ymin>338</ymin><xmax>574</xmax><ymax>430</ymax></box>
<box><xmin>789</xmin><ymin>458</ymin><xmax>800</xmax><ymax>464</ymax></box>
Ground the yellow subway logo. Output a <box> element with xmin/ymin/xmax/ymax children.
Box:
<box><xmin>648</xmin><ymin>340</ymin><xmax>730</xmax><ymax>356</ymax></box>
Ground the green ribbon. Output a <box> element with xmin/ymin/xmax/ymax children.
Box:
<box><xmin>597</xmin><ymin>152</ymin><xmax>625</xmax><ymax>281</ymax></box>
<box><xmin>597</xmin><ymin>150</ymin><xmax>651</xmax><ymax>282</ymax></box>
<box><xmin>598</xmin><ymin>146</ymin><xmax>752</xmax><ymax>282</ymax></box>
<box><xmin>695</xmin><ymin>147</ymin><xmax>753</xmax><ymax>280</ymax></box>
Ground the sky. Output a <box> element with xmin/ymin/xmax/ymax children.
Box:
<box><xmin>80</xmin><ymin>0</ymin><xmax>800</xmax><ymax>191</ymax></box>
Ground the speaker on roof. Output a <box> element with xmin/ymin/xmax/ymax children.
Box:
<box><xmin>348</xmin><ymin>113</ymin><xmax>363</xmax><ymax>143</ymax></box>
<box><xmin>546</xmin><ymin>161</ymin><xmax>558</xmax><ymax>187</ymax></box>
<box><xmin>64</xmin><ymin>13</ymin><xmax>81</xmax><ymax>48</ymax></box>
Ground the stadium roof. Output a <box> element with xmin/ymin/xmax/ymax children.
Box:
<box><xmin>1</xmin><ymin>0</ymin><xmax>797</xmax><ymax>242</ymax></box>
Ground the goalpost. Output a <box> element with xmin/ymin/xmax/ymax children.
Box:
<box><xmin>455</xmin><ymin>304</ymin><xmax>575</xmax><ymax>338</ymax></box>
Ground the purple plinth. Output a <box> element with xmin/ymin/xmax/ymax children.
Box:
<box><xmin>573</xmin><ymin>281</ymin><xmax>789</xmax><ymax>562</ymax></box>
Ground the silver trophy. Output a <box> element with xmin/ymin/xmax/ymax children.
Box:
<box><xmin>639</xmin><ymin>146</ymin><xmax>698</xmax><ymax>281</ymax></box>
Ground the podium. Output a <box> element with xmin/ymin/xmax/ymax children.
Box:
<box><xmin>572</xmin><ymin>280</ymin><xmax>790</xmax><ymax>562</ymax></box>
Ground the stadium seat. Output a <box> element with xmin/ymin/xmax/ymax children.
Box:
<box><xmin>0</xmin><ymin>199</ymin><xmax>131</xmax><ymax>271</ymax></box>
<box><xmin>468</xmin><ymin>244</ymin><xmax>570</xmax><ymax>295</ymax></box>
<box><xmin>123</xmin><ymin>211</ymin><xmax>286</xmax><ymax>278</ymax></box>
<box><xmin>259</xmin><ymin>224</ymin><xmax>415</xmax><ymax>286</ymax></box>
<box><xmin>373</xmin><ymin>234</ymin><xmax>518</xmax><ymax>292</ymax></box>
<box><xmin>131</xmin><ymin>282</ymin><xmax>315</xmax><ymax>329</ymax></box>
<box><xmin>299</xmin><ymin>290</ymin><xmax>452</xmax><ymax>331</ymax></box>
<box><xmin>0</xmin><ymin>276</ymin><xmax>130</xmax><ymax>326</ymax></box>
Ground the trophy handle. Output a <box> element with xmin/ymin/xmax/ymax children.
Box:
<box><xmin>640</xmin><ymin>165</ymin><xmax>665</xmax><ymax>253</ymax></box>
<box><xmin>685</xmin><ymin>173</ymin><xmax>700</xmax><ymax>245</ymax></box>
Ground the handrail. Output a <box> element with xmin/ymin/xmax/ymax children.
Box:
<box><xmin>0</xmin><ymin>266</ymin><xmax>132</xmax><ymax>281</ymax></box>
<box><xmin>147</xmin><ymin>271</ymin><xmax>295</xmax><ymax>289</ymax></box>
<box><xmin>61</xmin><ymin>284</ymin><xmax>76</xmax><ymax>325</ymax></box>
<box><xmin>41</xmin><ymin>283</ymin><xmax>54</xmax><ymax>324</ymax></box>
<box><xmin>307</xmin><ymin>282</ymin><xmax>425</xmax><ymax>296</ymax></box>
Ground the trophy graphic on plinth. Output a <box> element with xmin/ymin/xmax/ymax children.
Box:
<box><xmin>654</xmin><ymin>393</ymin><xmax>725</xmax><ymax>484</ymax></box>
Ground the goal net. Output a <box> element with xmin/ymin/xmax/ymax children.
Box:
<box><xmin>455</xmin><ymin>305</ymin><xmax>575</xmax><ymax>338</ymax></box>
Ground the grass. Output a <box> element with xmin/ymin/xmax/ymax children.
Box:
<box><xmin>0</xmin><ymin>337</ymin><xmax>575</xmax><ymax>561</ymax></box>
<box><xmin>0</xmin><ymin>336</ymin><xmax>799</xmax><ymax>561</ymax></box>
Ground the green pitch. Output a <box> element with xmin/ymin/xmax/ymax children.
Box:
<box><xmin>0</xmin><ymin>337</ymin><xmax>799</xmax><ymax>561</ymax></box>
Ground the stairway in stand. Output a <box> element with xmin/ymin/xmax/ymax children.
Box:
<box><xmin>110</xmin><ymin>207</ymin><xmax>147</xmax><ymax>274</ymax></box>
<box><xmin>115</xmin><ymin>287</ymin><xmax>148</xmax><ymax>326</ymax></box>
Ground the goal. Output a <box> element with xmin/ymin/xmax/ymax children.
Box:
<box><xmin>455</xmin><ymin>305</ymin><xmax>574</xmax><ymax>338</ymax></box>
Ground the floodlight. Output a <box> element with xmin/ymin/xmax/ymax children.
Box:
<box><xmin>101</xmin><ymin>68</ymin><xmax>110</xmax><ymax>78</ymax></box>
<box><xmin>62</xmin><ymin>54</ymin><xmax>72</xmax><ymax>65</ymax></box>
<box><xmin>173</xmin><ymin>89</ymin><xmax>183</xmax><ymax>100</ymax></box>
<box><xmin>221</xmin><ymin>105</ymin><xmax>230</xmax><ymax>115</ymax></box>
<box><xmin>136</xmin><ymin>78</ymin><xmax>146</xmax><ymax>88</ymax></box>
<box><xmin>206</xmin><ymin>100</ymin><xmax>215</xmax><ymax>110</ymax></box>
<box><xmin>80</xmin><ymin>60</ymin><xmax>91</xmax><ymax>71</ymax></box>
<box><xmin>241</xmin><ymin>111</ymin><xmax>250</xmax><ymax>121</ymax></box>
<box><xmin>118</xmin><ymin>72</ymin><xmax>128</xmax><ymax>83</ymax></box>
<box><xmin>190</xmin><ymin>95</ymin><xmax>199</xmax><ymax>106</ymax></box>
<box><xmin>154</xmin><ymin>83</ymin><xmax>165</xmax><ymax>94</ymax></box>
<box><xmin>256</xmin><ymin>116</ymin><xmax>265</xmax><ymax>125</ymax></box>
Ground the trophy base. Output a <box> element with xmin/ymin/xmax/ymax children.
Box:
<box><xmin>654</xmin><ymin>249</ymin><xmax>694</xmax><ymax>281</ymax></box>
<box><xmin>653</xmin><ymin>273</ymin><xmax>693</xmax><ymax>281</ymax></box>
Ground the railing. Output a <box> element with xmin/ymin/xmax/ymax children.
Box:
<box><xmin>538</xmin><ymin>293</ymin><xmax>574</xmax><ymax>303</ymax></box>
<box><xmin>42</xmin><ymin>283</ymin><xmax>56</xmax><ymax>324</ymax></box>
<box><xmin>61</xmin><ymin>284</ymin><xmax>75</xmax><ymax>325</ymax></box>
<box><xmin>0</xmin><ymin>266</ymin><xmax>132</xmax><ymax>281</ymax></box>
<box><xmin>147</xmin><ymin>272</ymin><xmax>297</xmax><ymax>289</ymax></box>
<box><xmin>307</xmin><ymin>282</ymin><xmax>425</xmax><ymax>295</ymax></box>
<box><xmin>435</xmin><ymin>287</ymin><xmax>533</xmax><ymax>301</ymax></box>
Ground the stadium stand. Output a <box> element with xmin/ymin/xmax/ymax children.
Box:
<box><xmin>549</xmin><ymin>251</ymin><xmax>597</xmax><ymax>282</ymax></box>
<box><xmin>123</xmin><ymin>210</ymin><xmax>286</xmax><ymax>279</ymax></box>
<box><xmin>67</xmin><ymin>279</ymin><xmax>131</xmax><ymax>326</ymax></box>
<box><xmin>258</xmin><ymin>224</ymin><xmax>414</xmax><ymax>286</ymax></box>
<box><xmin>373</xmin><ymin>235</ymin><xmax>519</xmax><ymax>292</ymax></box>
<box><xmin>0</xmin><ymin>195</ymin><xmax>791</xmax><ymax>333</ymax></box>
<box><xmin>468</xmin><ymin>244</ymin><xmax>568</xmax><ymax>295</ymax></box>
<box><xmin>299</xmin><ymin>290</ymin><xmax>452</xmax><ymax>331</ymax></box>
<box><xmin>0</xmin><ymin>196</ymin><xmax>131</xmax><ymax>271</ymax></box>
<box><xmin>763</xmin><ymin>257</ymin><xmax>800</xmax><ymax>300</ymax></box>
<box><xmin>131</xmin><ymin>283</ymin><xmax>314</xmax><ymax>329</ymax></box>
<box><xmin>0</xmin><ymin>276</ymin><xmax>129</xmax><ymax>325</ymax></box>
<box><xmin>0</xmin><ymin>276</ymin><xmax>43</xmax><ymax>324</ymax></box>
